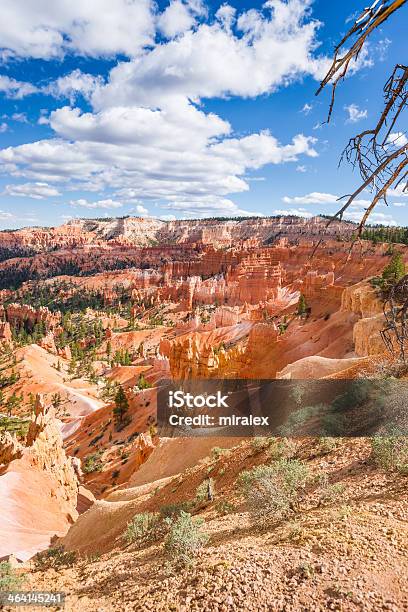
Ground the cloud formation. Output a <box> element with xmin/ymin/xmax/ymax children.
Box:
<box><xmin>344</xmin><ymin>104</ymin><xmax>368</xmax><ymax>123</ymax></box>
<box><xmin>273</xmin><ymin>207</ymin><xmax>313</xmax><ymax>218</ymax></box>
<box><xmin>4</xmin><ymin>182</ymin><xmax>61</xmax><ymax>199</ymax></box>
<box><xmin>0</xmin><ymin>0</ymin><xmax>155</xmax><ymax>59</ymax></box>
<box><xmin>282</xmin><ymin>192</ymin><xmax>339</xmax><ymax>205</ymax></box>
<box><xmin>0</xmin><ymin>75</ymin><xmax>38</xmax><ymax>99</ymax></box>
<box><xmin>69</xmin><ymin>198</ymin><xmax>123</xmax><ymax>209</ymax></box>
<box><xmin>0</xmin><ymin>1</ymin><xmax>375</xmax><ymax>219</ymax></box>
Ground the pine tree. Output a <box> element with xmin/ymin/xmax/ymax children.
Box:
<box><xmin>138</xmin><ymin>374</ymin><xmax>152</xmax><ymax>389</ymax></box>
<box><xmin>113</xmin><ymin>385</ymin><xmax>129</xmax><ymax>424</ymax></box>
<box><xmin>51</xmin><ymin>392</ymin><xmax>63</xmax><ymax>415</ymax></box>
<box><xmin>6</xmin><ymin>392</ymin><xmax>22</xmax><ymax>417</ymax></box>
<box><xmin>381</xmin><ymin>253</ymin><xmax>405</xmax><ymax>290</ymax></box>
<box><xmin>297</xmin><ymin>294</ymin><xmax>308</xmax><ymax>316</ymax></box>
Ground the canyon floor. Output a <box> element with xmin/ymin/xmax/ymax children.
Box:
<box><xmin>0</xmin><ymin>216</ymin><xmax>407</xmax><ymax>610</ymax></box>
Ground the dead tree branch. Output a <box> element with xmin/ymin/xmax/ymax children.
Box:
<box><xmin>315</xmin><ymin>0</ymin><xmax>408</xmax><ymax>233</ymax></box>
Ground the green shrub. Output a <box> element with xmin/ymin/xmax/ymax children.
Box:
<box><xmin>317</xmin><ymin>474</ymin><xmax>346</xmax><ymax>504</ymax></box>
<box><xmin>318</xmin><ymin>437</ymin><xmax>341</xmax><ymax>455</ymax></box>
<box><xmin>195</xmin><ymin>478</ymin><xmax>215</xmax><ymax>503</ymax></box>
<box><xmin>125</xmin><ymin>512</ymin><xmax>161</xmax><ymax>546</ymax></box>
<box><xmin>0</xmin><ymin>561</ymin><xmax>24</xmax><ymax>590</ymax></box>
<box><xmin>82</xmin><ymin>451</ymin><xmax>103</xmax><ymax>473</ymax></box>
<box><xmin>164</xmin><ymin>511</ymin><xmax>209</xmax><ymax>568</ymax></box>
<box><xmin>138</xmin><ymin>374</ymin><xmax>152</xmax><ymax>389</ymax></box>
<box><xmin>239</xmin><ymin>459</ymin><xmax>309</xmax><ymax>521</ymax></box>
<box><xmin>251</xmin><ymin>437</ymin><xmax>270</xmax><ymax>452</ymax></box>
<box><xmin>278</xmin><ymin>406</ymin><xmax>323</xmax><ymax>436</ymax></box>
<box><xmin>250</xmin><ymin>437</ymin><xmax>296</xmax><ymax>457</ymax></box>
<box><xmin>267</xmin><ymin>437</ymin><xmax>297</xmax><ymax>459</ymax></box>
<box><xmin>215</xmin><ymin>500</ymin><xmax>236</xmax><ymax>515</ymax></box>
<box><xmin>159</xmin><ymin>501</ymin><xmax>193</xmax><ymax>519</ymax></box>
<box><xmin>34</xmin><ymin>546</ymin><xmax>77</xmax><ymax>571</ymax></box>
<box><xmin>211</xmin><ymin>446</ymin><xmax>226</xmax><ymax>460</ymax></box>
<box><xmin>371</xmin><ymin>434</ymin><xmax>408</xmax><ymax>474</ymax></box>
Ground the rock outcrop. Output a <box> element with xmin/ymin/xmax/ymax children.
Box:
<box><xmin>341</xmin><ymin>280</ymin><xmax>386</xmax><ymax>357</ymax></box>
<box><xmin>341</xmin><ymin>280</ymin><xmax>384</xmax><ymax>318</ymax></box>
<box><xmin>0</xmin><ymin>395</ymin><xmax>81</xmax><ymax>561</ymax></box>
<box><xmin>1</xmin><ymin>303</ymin><xmax>61</xmax><ymax>331</ymax></box>
<box><xmin>353</xmin><ymin>313</ymin><xmax>386</xmax><ymax>356</ymax></box>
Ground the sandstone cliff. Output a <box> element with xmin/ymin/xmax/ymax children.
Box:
<box><xmin>0</xmin><ymin>396</ymin><xmax>82</xmax><ymax>561</ymax></box>
<box><xmin>341</xmin><ymin>280</ymin><xmax>386</xmax><ymax>357</ymax></box>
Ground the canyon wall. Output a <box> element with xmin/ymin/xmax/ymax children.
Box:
<box><xmin>0</xmin><ymin>396</ymin><xmax>80</xmax><ymax>561</ymax></box>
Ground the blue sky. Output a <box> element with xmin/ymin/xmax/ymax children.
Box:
<box><xmin>0</xmin><ymin>0</ymin><xmax>406</xmax><ymax>229</ymax></box>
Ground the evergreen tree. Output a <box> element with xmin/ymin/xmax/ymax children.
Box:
<box><xmin>6</xmin><ymin>392</ymin><xmax>22</xmax><ymax>417</ymax></box>
<box><xmin>138</xmin><ymin>374</ymin><xmax>152</xmax><ymax>389</ymax></box>
<box><xmin>381</xmin><ymin>253</ymin><xmax>405</xmax><ymax>289</ymax></box>
<box><xmin>297</xmin><ymin>294</ymin><xmax>308</xmax><ymax>316</ymax></box>
<box><xmin>51</xmin><ymin>392</ymin><xmax>63</xmax><ymax>415</ymax></box>
<box><xmin>113</xmin><ymin>385</ymin><xmax>129</xmax><ymax>424</ymax></box>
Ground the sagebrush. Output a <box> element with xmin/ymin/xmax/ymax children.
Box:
<box><xmin>239</xmin><ymin>459</ymin><xmax>309</xmax><ymax>521</ymax></box>
<box><xmin>164</xmin><ymin>511</ymin><xmax>209</xmax><ymax>568</ymax></box>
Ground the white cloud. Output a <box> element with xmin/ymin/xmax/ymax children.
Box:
<box><xmin>215</xmin><ymin>4</ymin><xmax>236</xmax><ymax>30</ymax></box>
<box><xmin>133</xmin><ymin>204</ymin><xmax>148</xmax><ymax>215</ymax></box>
<box><xmin>158</xmin><ymin>0</ymin><xmax>205</xmax><ymax>39</ymax></box>
<box><xmin>11</xmin><ymin>112</ymin><xmax>28</xmax><ymax>123</ymax></box>
<box><xmin>282</xmin><ymin>191</ymin><xmax>339</xmax><ymax>205</ymax></box>
<box><xmin>273</xmin><ymin>208</ymin><xmax>313</xmax><ymax>218</ymax></box>
<box><xmin>296</xmin><ymin>165</ymin><xmax>306</xmax><ymax>173</ymax></box>
<box><xmin>0</xmin><ymin>1</ymin><xmax>375</xmax><ymax>219</ymax></box>
<box><xmin>160</xmin><ymin>195</ymin><xmax>263</xmax><ymax>217</ymax></box>
<box><xmin>300</xmin><ymin>103</ymin><xmax>312</xmax><ymax>115</ymax></box>
<box><xmin>0</xmin><ymin>0</ymin><xmax>155</xmax><ymax>59</ymax></box>
<box><xmin>344</xmin><ymin>211</ymin><xmax>397</xmax><ymax>226</ymax></box>
<box><xmin>0</xmin><ymin>125</ymin><xmax>317</xmax><ymax>214</ymax></box>
<box><xmin>0</xmin><ymin>210</ymin><xmax>13</xmax><ymax>220</ymax></box>
<box><xmin>345</xmin><ymin>103</ymin><xmax>367</xmax><ymax>123</ymax></box>
<box><xmin>388</xmin><ymin>185</ymin><xmax>408</xmax><ymax>198</ymax></box>
<box><xmin>393</xmin><ymin>202</ymin><xmax>406</xmax><ymax>208</ymax></box>
<box><xmin>0</xmin><ymin>75</ymin><xmax>38</xmax><ymax>98</ymax></box>
<box><xmin>4</xmin><ymin>182</ymin><xmax>61</xmax><ymax>199</ymax></box>
<box><xmin>349</xmin><ymin>199</ymin><xmax>372</xmax><ymax>209</ymax></box>
<box><xmin>38</xmin><ymin>115</ymin><xmax>49</xmax><ymax>126</ymax></box>
<box><xmin>0</xmin><ymin>122</ymin><xmax>8</xmax><ymax>133</ymax></box>
<box><xmin>49</xmin><ymin>103</ymin><xmax>230</xmax><ymax>148</ymax></box>
<box><xmin>94</xmin><ymin>1</ymin><xmax>329</xmax><ymax>110</ymax></box>
<box><xmin>46</xmin><ymin>70</ymin><xmax>103</xmax><ymax>103</ymax></box>
<box><xmin>211</xmin><ymin>132</ymin><xmax>317</xmax><ymax>169</ymax></box>
<box><xmin>69</xmin><ymin>198</ymin><xmax>123</xmax><ymax>209</ymax></box>
<box><xmin>387</xmin><ymin>132</ymin><xmax>408</xmax><ymax>147</ymax></box>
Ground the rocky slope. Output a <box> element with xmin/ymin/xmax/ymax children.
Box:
<box><xmin>0</xmin><ymin>396</ymin><xmax>92</xmax><ymax>562</ymax></box>
<box><xmin>18</xmin><ymin>438</ymin><xmax>408</xmax><ymax>611</ymax></box>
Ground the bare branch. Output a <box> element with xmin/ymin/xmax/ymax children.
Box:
<box><xmin>315</xmin><ymin>0</ymin><xmax>408</xmax><ymax>232</ymax></box>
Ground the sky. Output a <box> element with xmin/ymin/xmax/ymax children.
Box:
<box><xmin>0</xmin><ymin>0</ymin><xmax>407</xmax><ymax>229</ymax></box>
